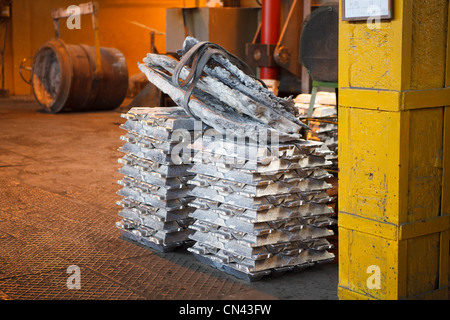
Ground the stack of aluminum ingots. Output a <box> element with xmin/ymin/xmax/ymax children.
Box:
<box><xmin>185</xmin><ymin>135</ymin><xmax>337</xmax><ymax>281</ymax></box>
<box><xmin>115</xmin><ymin>106</ymin><xmax>204</xmax><ymax>252</ymax></box>
<box><xmin>295</xmin><ymin>92</ymin><xmax>338</xmax><ymax>171</ymax></box>
<box><xmin>135</xmin><ymin>36</ymin><xmax>337</xmax><ymax>280</ymax></box>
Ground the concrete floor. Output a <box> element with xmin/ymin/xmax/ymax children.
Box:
<box><xmin>0</xmin><ymin>96</ymin><xmax>338</xmax><ymax>300</ymax></box>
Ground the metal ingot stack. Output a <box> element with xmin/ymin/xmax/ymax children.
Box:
<box><xmin>135</xmin><ymin>37</ymin><xmax>336</xmax><ymax>277</ymax></box>
<box><xmin>295</xmin><ymin>92</ymin><xmax>338</xmax><ymax>171</ymax></box>
<box><xmin>186</xmin><ymin>136</ymin><xmax>337</xmax><ymax>281</ymax></box>
<box><xmin>115</xmin><ymin>106</ymin><xmax>203</xmax><ymax>252</ymax></box>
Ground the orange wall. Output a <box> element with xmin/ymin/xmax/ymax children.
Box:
<box><xmin>7</xmin><ymin>0</ymin><xmax>212</xmax><ymax>95</ymax></box>
<box><xmin>1</xmin><ymin>15</ymin><xmax>13</xmax><ymax>95</ymax></box>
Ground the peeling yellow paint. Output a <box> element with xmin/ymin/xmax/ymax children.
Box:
<box><xmin>338</xmin><ymin>0</ymin><xmax>449</xmax><ymax>300</ymax></box>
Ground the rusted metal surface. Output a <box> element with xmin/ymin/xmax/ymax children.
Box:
<box><xmin>31</xmin><ymin>39</ymin><xmax>128</xmax><ymax>113</ymax></box>
<box><xmin>246</xmin><ymin>43</ymin><xmax>277</xmax><ymax>68</ymax></box>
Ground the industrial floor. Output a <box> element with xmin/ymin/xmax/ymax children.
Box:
<box><xmin>0</xmin><ymin>96</ymin><xmax>339</xmax><ymax>300</ymax></box>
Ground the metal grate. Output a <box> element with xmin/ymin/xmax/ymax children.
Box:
<box><xmin>0</xmin><ymin>100</ymin><xmax>338</xmax><ymax>300</ymax></box>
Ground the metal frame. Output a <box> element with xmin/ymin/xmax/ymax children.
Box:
<box><xmin>52</xmin><ymin>1</ymin><xmax>102</xmax><ymax>77</ymax></box>
<box><xmin>307</xmin><ymin>80</ymin><xmax>338</xmax><ymax>127</ymax></box>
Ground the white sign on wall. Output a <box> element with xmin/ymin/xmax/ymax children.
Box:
<box><xmin>342</xmin><ymin>0</ymin><xmax>393</xmax><ymax>21</ymax></box>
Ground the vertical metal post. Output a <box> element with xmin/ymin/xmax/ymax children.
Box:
<box><xmin>1</xmin><ymin>21</ymin><xmax>7</xmax><ymax>91</ymax></box>
<box><xmin>260</xmin><ymin>0</ymin><xmax>280</xmax><ymax>85</ymax></box>
<box><xmin>91</xmin><ymin>2</ymin><xmax>102</xmax><ymax>77</ymax></box>
<box><xmin>51</xmin><ymin>1</ymin><xmax>102</xmax><ymax>77</ymax></box>
<box><xmin>301</xmin><ymin>0</ymin><xmax>311</xmax><ymax>94</ymax></box>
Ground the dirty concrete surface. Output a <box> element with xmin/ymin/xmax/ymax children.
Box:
<box><xmin>0</xmin><ymin>96</ymin><xmax>338</xmax><ymax>300</ymax></box>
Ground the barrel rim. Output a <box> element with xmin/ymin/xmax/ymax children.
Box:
<box><xmin>31</xmin><ymin>39</ymin><xmax>73</xmax><ymax>113</ymax></box>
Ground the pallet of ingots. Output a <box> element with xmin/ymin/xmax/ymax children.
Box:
<box><xmin>136</xmin><ymin>36</ymin><xmax>336</xmax><ymax>279</ymax></box>
<box><xmin>115</xmin><ymin>106</ymin><xmax>207</xmax><ymax>252</ymax></box>
<box><xmin>295</xmin><ymin>92</ymin><xmax>338</xmax><ymax>170</ymax></box>
<box><xmin>185</xmin><ymin>136</ymin><xmax>336</xmax><ymax>281</ymax></box>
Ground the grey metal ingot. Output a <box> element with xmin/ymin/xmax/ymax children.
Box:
<box><xmin>189</xmin><ymin>197</ymin><xmax>334</xmax><ymax>223</ymax></box>
<box><xmin>119</xmin><ymin>141</ymin><xmax>182</xmax><ymax>166</ymax></box>
<box><xmin>192</xmin><ymin>154</ymin><xmax>331</xmax><ymax>173</ymax></box>
<box><xmin>189</xmin><ymin>138</ymin><xmax>333</xmax><ymax>173</ymax></box>
<box><xmin>120</xmin><ymin>131</ymin><xmax>181</xmax><ymax>156</ymax></box>
<box><xmin>189</xmin><ymin>174</ymin><xmax>331</xmax><ymax>198</ymax></box>
<box><xmin>118</xmin><ymin>207</ymin><xmax>194</xmax><ymax>233</ymax></box>
<box><xmin>188</xmin><ymin>186</ymin><xmax>331</xmax><ymax>211</ymax></box>
<box><xmin>118</xmin><ymin>154</ymin><xmax>192</xmax><ymax>178</ymax></box>
<box><xmin>188</xmin><ymin>234</ymin><xmax>333</xmax><ymax>261</ymax></box>
<box><xmin>119</xmin><ymin>106</ymin><xmax>206</xmax><ymax>164</ymax></box>
<box><xmin>116</xmin><ymin>218</ymin><xmax>194</xmax><ymax>252</ymax></box>
<box><xmin>118</xmin><ymin>107</ymin><xmax>204</xmax><ymax>166</ymax></box>
<box><xmin>118</xmin><ymin>164</ymin><xmax>193</xmax><ymax>190</ymax></box>
<box><xmin>188</xmin><ymin>241</ymin><xmax>335</xmax><ymax>274</ymax></box>
<box><xmin>116</xmin><ymin>219</ymin><xmax>193</xmax><ymax>242</ymax></box>
<box><xmin>189</xmin><ymin>163</ymin><xmax>332</xmax><ymax>185</ymax></box>
<box><xmin>120</xmin><ymin>119</ymin><xmax>197</xmax><ymax>143</ymax></box>
<box><xmin>117</xmin><ymin>175</ymin><xmax>193</xmax><ymax>200</ymax></box>
<box><xmin>121</xmin><ymin>106</ymin><xmax>205</xmax><ymax>132</ymax></box>
<box><xmin>189</xmin><ymin>219</ymin><xmax>333</xmax><ymax>248</ymax></box>
<box><xmin>189</xmin><ymin>208</ymin><xmax>335</xmax><ymax>235</ymax></box>
<box><xmin>118</xmin><ymin>184</ymin><xmax>193</xmax><ymax>211</ymax></box>
<box><xmin>117</xmin><ymin>198</ymin><xmax>194</xmax><ymax>222</ymax></box>
<box><xmin>189</xmin><ymin>135</ymin><xmax>332</xmax><ymax>161</ymax></box>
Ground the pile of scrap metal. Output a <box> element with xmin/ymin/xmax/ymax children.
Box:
<box><xmin>295</xmin><ymin>92</ymin><xmax>338</xmax><ymax>172</ymax></box>
<box><xmin>139</xmin><ymin>36</ymin><xmax>308</xmax><ymax>142</ymax></box>
<box><xmin>116</xmin><ymin>36</ymin><xmax>336</xmax><ymax>280</ymax></box>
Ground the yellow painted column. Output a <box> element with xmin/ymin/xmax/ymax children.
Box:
<box><xmin>338</xmin><ymin>0</ymin><xmax>450</xmax><ymax>300</ymax></box>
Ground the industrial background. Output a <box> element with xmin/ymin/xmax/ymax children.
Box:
<box><xmin>0</xmin><ymin>0</ymin><xmax>448</xmax><ymax>301</ymax></box>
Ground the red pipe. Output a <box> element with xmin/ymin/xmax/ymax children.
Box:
<box><xmin>260</xmin><ymin>0</ymin><xmax>281</xmax><ymax>80</ymax></box>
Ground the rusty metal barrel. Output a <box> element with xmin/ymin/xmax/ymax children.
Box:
<box><xmin>31</xmin><ymin>39</ymin><xmax>129</xmax><ymax>113</ymax></box>
<box><xmin>299</xmin><ymin>5</ymin><xmax>339</xmax><ymax>83</ymax></box>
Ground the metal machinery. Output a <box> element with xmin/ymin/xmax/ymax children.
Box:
<box><xmin>246</xmin><ymin>0</ymin><xmax>300</xmax><ymax>95</ymax></box>
<box><xmin>245</xmin><ymin>0</ymin><xmax>339</xmax><ymax>96</ymax></box>
<box><xmin>21</xmin><ymin>2</ymin><xmax>129</xmax><ymax>113</ymax></box>
<box><xmin>131</xmin><ymin>0</ymin><xmax>338</xmax><ymax>107</ymax></box>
